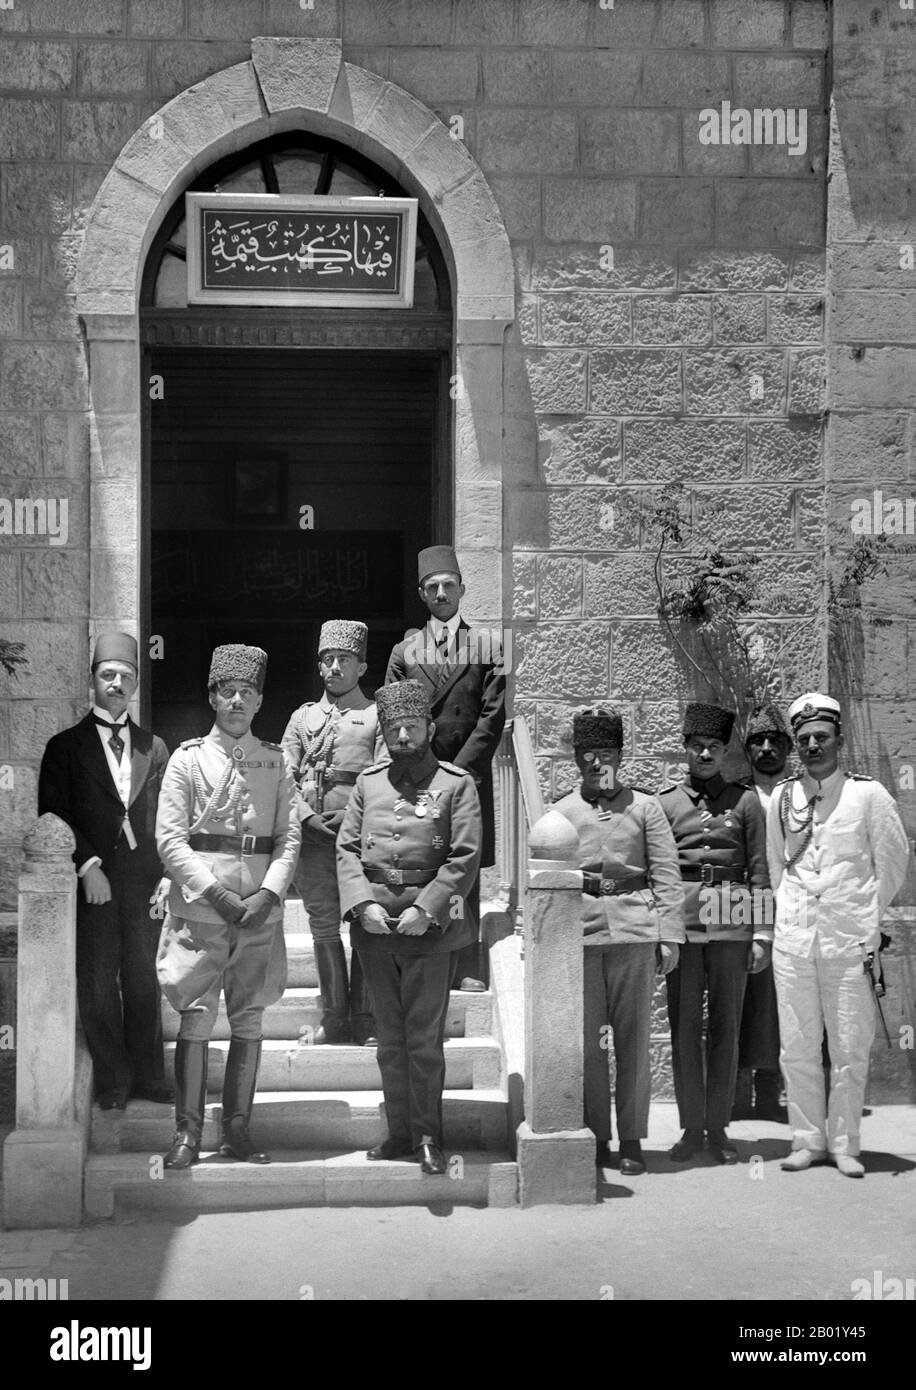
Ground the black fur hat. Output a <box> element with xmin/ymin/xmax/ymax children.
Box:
<box><xmin>682</xmin><ymin>702</ymin><xmax>735</xmax><ymax>744</ymax></box>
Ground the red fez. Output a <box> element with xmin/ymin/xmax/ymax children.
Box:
<box><xmin>418</xmin><ymin>545</ymin><xmax>461</xmax><ymax>584</ymax></box>
<box><xmin>91</xmin><ymin>632</ymin><xmax>138</xmax><ymax>672</ymax></box>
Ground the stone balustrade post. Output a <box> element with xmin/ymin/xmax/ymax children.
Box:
<box><xmin>516</xmin><ymin>808</ymin><xmax>594</xmax><ymax>1206</ymax></box>
<box><xmin>3</xmin><ymin>814</ymin><xmax>86</xmax><ymax>1228</ymax></box>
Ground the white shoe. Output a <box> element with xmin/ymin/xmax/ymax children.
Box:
<box><xmin>831</xmin><ymin>1153</ymin><xmax>865</xmax><ymax>1178</ymax></box>
<box><xmin>780</xmin><ymin>1147</ymin><xmax>828</xmax><ymax>1171</ymax></box>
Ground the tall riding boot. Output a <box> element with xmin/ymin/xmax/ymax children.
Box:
<box><xmin>219</xmin><ymin>1037</ymin><xmax>270</xmax><ymax>1164</ymax></box>
<box><xmin>730</xmin><ymin>1066</ymin><xmax>754</xmax><ymax>1121</ymax></box>
<box><xmin>348</xmin><ymin>949</ymin><xmax>377</xmax><ymax>1047</ymax></box>
<box><xmin>313</xmin><ymin>939</ymin><xmax>351</xmax><ymax>1044</ymax></box>
<box><xmin>754</xmin><ymin>1068</ymin><xmax>788</xmax><ymax>1122</ymax></box>
<box><xmin>163</xmin><ymin>1040</ymin><xmax>208</xmax><ymax>1170</ymax></box>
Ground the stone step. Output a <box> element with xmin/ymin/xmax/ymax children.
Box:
<box><xmin>160</xmin><ymin>986</ymin><xmax>493</xmax><ymax>1043</ymax></box>
<box><xmin>84</xmin><ymin>1149</ymin><xmax>518</xmax><ymax>1217</ymax></box>
<box><xmin>160</xmin><ymin>1037</ymin><xmax>502</xmax><ymax>1093</ymax></box>
<box><xmin>91</xmin><ymin>1087</ymin><xmax>509</xmax><ymax>1155</ymax></box>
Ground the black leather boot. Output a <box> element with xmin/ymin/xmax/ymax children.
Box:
<box><xmin>348</xmin><ymin>948</ymin><xmax>377</xmax><ymax>1047</ymax></box>
<box><xmin>163</xmin><ymin>1040</ymin><xmax>208</xmax><ymax>1170</ymax></box>
<box><xmin>731</xmin><ymin>1066</ymin><xmax>755</xmax><ymax>1120</ymax></box>
<box><xmin>218</xmin><ymin>1037</ymin><xmax>270</xmax><ymax>1164</ymax></box>
<box><xmin>754</xmin><ymin>1068</ymin><xmax>788</xmax><ymax>1122</ymax></box>
<box><xmin>313</xmin><ymin>940</ymin><xmax>351</xmax><ymax>1044</ymax></box>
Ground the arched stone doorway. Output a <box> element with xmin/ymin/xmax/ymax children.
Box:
<box><xmin>75</xmin><ymin>38</ymin><xmax>515</xmax><ymax>729</ymax></box>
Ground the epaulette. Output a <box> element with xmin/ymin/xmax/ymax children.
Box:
<box><xmin>848</xmin><ymin>773</ymin><xmax>874</xmax><ymax>781</ymax></box>
<box><xmin>258</xmin><ymin>740</ymin><xmax>283</xmax><ymax>752</ymax></box>
<box><xmin>774</xmin><ymin>774</ymin><xmax>800</xmax><ymax>787</ymax></box>
<box><xmin>657</xmin><ymin>783</ymin><xmax>679</xmax><ymax>794</ymax></box>
<box><xmin>438</xmin><ymin>760</ymin><xmax>473</xmax><ymax>777</ymax></box>
<box><xmin>361</xmin><ymin>761</ymin><xmax>390</xmax><ymax>774</ymax></box>
<box><xmin>179</xmin><ymin>737</ymin><xmax>204</xmax><ymax>749</ymax></box>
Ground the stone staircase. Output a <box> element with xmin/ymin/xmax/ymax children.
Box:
<box><xmin>84</xmin><ymin>902</ymin><xmax>517</xmax><ymax>1215</ymax></box>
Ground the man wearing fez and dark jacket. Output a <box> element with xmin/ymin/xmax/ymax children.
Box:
<box><xmin>38</xmin><ymin>632</ymin><xmax>172</xmax><ymax>1110</ymax></box>
<box><xmin>385</xmin><ymin>544</ymin><xmax>505</xmax><ymax>992</ymax></box>
<box><xmin>658</xmin><ymin>702</ymin><xmax>772</xmax><ymax>1164</ymax></box>
<box><xmin>337</xmin><ymin>679</ymin><xmax>482</xmax><ymax>1174</ymax></box>
<box><xmin>732</xmin><ymin>703</ymin><xmax>792</xmax><ymax>1123</ymax></box>
<box><xmin>554</xmin><ymin>707</ymin><xmax>685</xmax><ymax>1175</ymax></box>
<box><xmin>155</xmin><ymin>644</ymin><xmax>300</xmax><ymax>1169</ymax></box>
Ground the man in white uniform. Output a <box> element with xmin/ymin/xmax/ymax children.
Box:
<box><xmin>767</xmin><ymin>692</ymin><xmax>910</xmax><ymax>1177</ymax></box>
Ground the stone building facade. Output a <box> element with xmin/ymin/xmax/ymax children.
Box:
<box><xmin>1</xmin><ymin>0</ymin><xmax>914</xmax><ymax>1114</ymax></box>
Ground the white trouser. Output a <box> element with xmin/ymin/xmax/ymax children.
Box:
<box><xmin>773</xmin><ymin>942</ymin><xmax>875</xmax><ymax>1156</ymax></box>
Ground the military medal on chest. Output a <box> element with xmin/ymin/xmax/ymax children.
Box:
<box><xmin>427</xmin><ymin>788</ymin><xmax>443</xmax><ymax>820</ymax></box>
<box><xmin>232</xmin><ymin>745</ymin><xmax>245</xmax><ymax>763</ymax></box>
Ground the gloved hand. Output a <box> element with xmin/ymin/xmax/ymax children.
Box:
<box><xmin>148</xmin><ymin>877</ymin><xmax>171</xmax><ymax>920</ymax></box>
<box><xmin>203</xmin><ymin>882</ymin><xmax>246</xmax><ymax>924</ymax></box>
<box><xmin>656</xmin><ymin>942</ymin><xmax>680</xmax><ymax>976</ymax></box>
<box><xmin>302</xmin><ymin>817</ymin><xmax>337</xmax><ymax>843</ymax></box>
<box><xmin>359</xmin><ymin>901</ymin><xmax>391</xmax><ymax>935</ymax></box>
<box><xmin>396</xmin><ymin>905</ymin><xmax>431</xmax><ymax>937</ymax></box>
<box><xmin>238</xmin><ymin>887</ymin><xmax>279</xmax><ymax>930</ymax></box>
<box><xmin>748</xmin><ymin>940</ymin><xmax>771</xmax><ymax>974</ymax></box>
<box><xmin>319</xmin><ymin>809</ymin><xmax>346</xmax><ymax>833</ymax></box>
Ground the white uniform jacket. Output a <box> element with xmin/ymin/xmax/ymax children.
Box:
<box><xmin>766</xmin><ymin>768</ymin><xmax>910</xmax><ymax>959</ymax></box>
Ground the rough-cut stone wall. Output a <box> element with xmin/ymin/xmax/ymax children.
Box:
<box><xmin>501</xmin><ymin>0</ymin><xmax>829</xmax><ymax>799</ymax></box>
<box><xmin>824</xmin><ymin>0</ymin><xmax>916</xmax><ymax>1100</ymax></box>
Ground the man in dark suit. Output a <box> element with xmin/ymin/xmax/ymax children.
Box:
<box><xmin>38</xmin><ymin>632</ymin><xmax>171</xmax><ymax>1109</ymax></box>
<box><xmin>337</xmin><ymin>679</ymin><xmax>482</xmax><ymax>1173</ymax></box>
<box><xmin>385</xmin><ymin>544</ymin><xmax>506</xmax><ymax>990</ymax></box>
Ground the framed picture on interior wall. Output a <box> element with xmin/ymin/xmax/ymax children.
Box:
<box><xmin>227</xmin><ymin>454</ymin><xmax>288</xmax><ymax>523</ymax></box>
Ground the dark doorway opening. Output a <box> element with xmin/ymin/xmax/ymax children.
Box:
<box><xmin>145</xmin><ymin>347</ymin><xmax>445</xmax><ymax>748</ymax></box>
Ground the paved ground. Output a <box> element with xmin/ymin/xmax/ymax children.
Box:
<box><xmin>2</xmin><ymin>1103</ymin><xmax>914</xmax><ymax>1303</ymax></box>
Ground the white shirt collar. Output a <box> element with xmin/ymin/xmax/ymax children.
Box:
<box><xmin>431</xmin><ymin>613</ymin><xmax>462</xmax><ymax>642</ymax></box>
<box><xmin>92</xmin><ymin>704</ymin><xmax>128</xmax><ymax>728</ymax></box>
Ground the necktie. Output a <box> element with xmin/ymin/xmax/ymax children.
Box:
<box><xmin>93</xmin><ymin>715</ymin><xmax>125</xmax><ymax>764</ymax></box>
<box><xmin>436</xmin><ymin>629</ymin><xmax>451</xmax><ymax>682</ymax></box>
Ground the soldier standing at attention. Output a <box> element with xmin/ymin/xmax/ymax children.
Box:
<box><xmin>659</xmin><ymin>703</ymin><xmax>772</xmax><ymax>1165</ymax></box>
<box><xmin>732</xmin><ymin>704</ymin><xmax>793</xmax><ymax>1123</ymax></box>
<box><xmin>281</xmin><ymin>621</ymin><xmax>385</xmax><ymax>1045</ymax></box>
<box><xmin>336</xmin><ymin>679</ymin><xmax>482</xmax><ymax>1174</ymax></box>
<box><xmin>386</xmin><ymin>544</ymin><xmax>505</xmax><ymax>991</ymax></box>
<box><xmin>554</xmin><ymin>706</ymin><xmax>685</xmax><ymax>1175</ymax></box>
<box><xmin>155</xmin><ymin>645</ymin><xmax>300</xmax><ymax>1169</ymax></box>
<box><xmin>768</xmin><ymin>693</ymin><xmax>910</xmax><ymax>1178</ymax></box>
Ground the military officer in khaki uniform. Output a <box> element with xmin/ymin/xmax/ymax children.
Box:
<box><xmin>156</xmin><ymin>644</ymin><xmax>300</xmax><ymax>1169</ymax></box>
<box><xmin>281</xmin><ymin>620</ymin><xmax>385</xmax><ymax>1045</ymax></box>
<box><xmin>659</xmin><ymin>702</ymin><xmax>772</xmax><ymax>1165</ymax></box>
<box><xmin>554</xmin><ymin>707</ymin><xmax>685</xmax><ymax>1175</ymax></box>
<box><xmin>337</xmin><ymin>680</ymin><xmax>482</xmax><ymax>1174</ymax></box>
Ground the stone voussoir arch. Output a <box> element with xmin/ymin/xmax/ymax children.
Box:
<box><xmin>75</xmin><ymin>36</ymin><xmax>515</xmax><ymax>647</ymax></box>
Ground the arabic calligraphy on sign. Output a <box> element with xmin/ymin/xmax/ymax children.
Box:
<box><xmin>202</xmin><ymin>210</ymin><xmax>400</xmax><ymax>291</ymax></box>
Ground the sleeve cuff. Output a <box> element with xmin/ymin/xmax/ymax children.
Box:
<box><xmin>77</xmin><ymin>857</ymin><xmax>101</xmax><ymax>877</ymax></box>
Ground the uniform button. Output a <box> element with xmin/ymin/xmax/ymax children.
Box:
<box><xmin>702</xmin><ymin>845</ymin><xmax>710</xmax><ymax>851</ymax></box>
<box><xmin>393</xmin><ymin>833</ymin><xmax>400</xmax><ymax>840</ymax></box>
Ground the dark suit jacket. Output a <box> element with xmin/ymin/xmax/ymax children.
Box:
<box><xmin>385</xmin><ymin>620</ymin><xmax>506</xmax><ymax>865</ymax></box>
<box><xmin>38</xmin><ymin>714</ymin><xmax>169</xmax><ymax>884</ymax></box>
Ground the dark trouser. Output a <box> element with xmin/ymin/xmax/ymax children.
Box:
<box><xmin>583</xmin><ymin>942</ymin><xmax>655</xmax><ymax>1142</ymax></box>
<box><xmin>358</xmin><ymin>949</ymin><xmax>456</xmax><ymax>1149</ymax></box>
<box><xmin>666</xmin><ymin>940</ymin><xmax>748</xmax><ymax>1132</ymax></box>
<box><xmin>738</xmin><ymin>963</ymin><xmax>781</xmax><ymax>1072</ymax></box>
<box><xmin>76</xmin><ymin>840</ymin><xmax>164</xmax><ymax>1097</ymax></box>
<box><xmin>451</xmin><ymin>879</ymin><xmax>483</xmax><ymax>985</ymax></box>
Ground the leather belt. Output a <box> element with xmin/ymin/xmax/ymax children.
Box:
<box><xmin>583</xmin><ymin>871</ymin><xmax>649</xmax><ymax>897</ymax></box>
<box><xmin>323</xmin><ymin>769</ymin><xmax>358</xmax><ymax>786</ymax></box>
<box><xmin>365</xmin><ymin>866</ymin><xmax>437</xmax><ymax>887</ymax></box>
<box><xmin>680</xmin><ymin>864</ymin><xmax>747</xmax><ymax>885</ymax></box>
<box><xmin>188</xmin><ymin>833</ymin><xmax>272</xmax><ymax>856</ymax></box>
